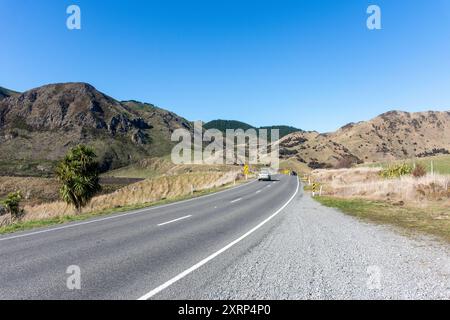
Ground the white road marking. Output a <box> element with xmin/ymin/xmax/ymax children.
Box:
<box><xmin>137</xmin><ymin>177</ymin><xmax>299</xmax><ymax>300</ymax></box>
<box><xmin>267</xmin><ymin>185</ymin><xmax>272</xmax><ymax>188</ymax></box>
<box><xmin>0</xmin><ymin>180</ymin><xmax>258</xmax><ymax>242</ymax></box>
<box><xmin>230</xmin><ymin>198</ymin><xmax>242</xmax><ymax>203</ymax></box>
<box><xmin>157</xmin><ymin>215</ymin><xmax>192</xmax><ymax>227</ymax></box>
<box><xmin>255</xmin><ymin>190</ymin><xmax>262</xmax><ymax>194</ymax></box>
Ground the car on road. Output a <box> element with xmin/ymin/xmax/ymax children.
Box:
<box><xmin>258</xmin><ymin>169</ymin><xmax>272</xmax><ymax>181</ymax></box>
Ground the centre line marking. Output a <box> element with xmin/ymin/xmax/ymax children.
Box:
<box><xmin>157</xmin><ymin>215</ymin><xmax>192</xmax><ymax>227</ymax></box>
<box><xmin>230</xmin><ymin>198</ymin><xmax>242</xmax><ymax>203</ymax></box>
<box><xmin>255</xmin><ymin>190</ymin><xmax>262</xmax><ymax>194</ymax></box>
<box><xmin>138</xmin><ymin>177</ymin><xmax>299</xmax><ymax>300</ymax></box>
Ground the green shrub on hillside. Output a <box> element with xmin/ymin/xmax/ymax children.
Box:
<box><xmin>2</xmin><ymin>191</ymin><xmax>23</xmax><ymax>219</ymax></box>
<box><xmin>56</xmin><ymin>145</ymin><xmax>101</xmax><ymax>212</ymax></box>
<box><xmin>380</xmin><ymin>163</ymin><xmax>412</xmax><ymax>179</ymax></box>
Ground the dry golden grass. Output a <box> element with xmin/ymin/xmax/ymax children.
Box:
<box><xmin>0</xmin><ymin>176</ymin><xmax>61</xmax><ymax>206</ymax></box>
<box><xmin>105</xmin><ymin>156</ymin><xmax>240</xmax><ymax>179</ymax></box>
<box><xmin>312</xmin><ymin>168</ymin><xmax>450</xmax><ymax>241</ymax></box>
<box><xmin>311</xmin><ymin>167</ymin><xmax>450</xmax><ymax>206</ymax></box>
<box><xmin>22</xmin><ymin>171</ymin><xmax>240</xmax><ymax>222</ymax></box>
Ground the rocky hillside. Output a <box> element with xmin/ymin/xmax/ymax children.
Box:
<box><xmin>0</xmin><ymin>83</ymin><xmax>192</xmax><ymax>176</ymax></box>
<box><xmin>279</xmin><ymin>111</ymin><xmax>450</xmax><ymax>169</ymax></box>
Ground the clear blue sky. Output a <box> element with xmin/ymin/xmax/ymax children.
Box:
<box><xmin>1</xmin><ymin>0</ymin><xmax>450</xmax><ymax>132</ymax></box>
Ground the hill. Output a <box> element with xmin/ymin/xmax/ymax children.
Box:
<box><xmin>0</xmin><ymin>87</ymin><xmax>20</xmax><ymax>100</ymax></box>
<box><xmin>0</xmin><ymin>83</ymin><xmax>192</xmax><ymax>176</ymax></box>
<box><xmin>279</xmin><ymin>110</ymin><xmax>450</xmax><ymax>169</ymax></box>
<box><xmin>204</xmin><ymin>120</ymin><xmax>301</xmax><ymax>139</ymax></box>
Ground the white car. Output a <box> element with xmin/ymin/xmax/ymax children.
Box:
<box><xmin>258</xmin><ymin>170</ymin><xmax>272</xmax><ymax>181</ymax></box>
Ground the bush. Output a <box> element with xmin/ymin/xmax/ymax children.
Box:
<box><xmin>335</xmin><ymin>157</ymin><xmax>355</xmax><ymax>169</ymax></box>
<box><xmin>412</xmin><ymin>164</ymin><xmax>427</xmax><ymax>178</ymax></box>
<box><xmin>0</xmin><ymin>204</ymin><xmax>7</xmax><ymax>216</ymax></box>
<box><xmin>3</xmin><ymin>191</ymin><xmax>23</xmax><ymax>219</ymax></box>
<box><xmin>380</xmin><ymin>163</ymin><xmax>413</xmax><ymax>179</ymax></box>
<box><xmin>55</xmin><ymin>145</ymin><xmax>101</xmax><ymax>212</ymax></box>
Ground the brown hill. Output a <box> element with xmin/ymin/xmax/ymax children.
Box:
<box><xmin>0</xmin><ymin>83</ymin><xmax>192</xmax><ymax>176</ymax></box>
<box><xmin>279</xmin><ymin>110</ymin><xmax>450</xmax><ymax>169</ymax></box>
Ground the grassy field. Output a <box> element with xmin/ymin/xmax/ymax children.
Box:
<box><xmin>279</xmin><ymin>158</ymin><xmax>311</xmax><ymax>175</ymax></box>
<box><xmin>362</xmin><ymin>154</ymin><xmax>450</xmax><ymax>175</ymax></box>
<box><xmin>104</xmin><ymin>156</ymin><xmax>239</xmax><ymax>179</ymax></box>
<box><xmin>0</xmin><ymin>160</ymin><xmax>57</xmax><ymax>177</ymax></box>
<box><xmin>316</xmin><ymin>196</ymin><xmax>450</xmax><ymax>242</ymax></box>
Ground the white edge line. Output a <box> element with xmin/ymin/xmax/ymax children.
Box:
<box><xmin>137</xmin><ymin>177</ymin><xmax>299</xmax><ymax>300</ymax></box>
<box><xmin>230</xmin><ymin>198</ymin><xmax>242</xmax><ymax>203</ymax></box>
<box><xmin>0</xmin><ymin>179</ymin><xmax>257</xmax><ymax>242</ymax></box>
<box><xmin>157</xmin><ymin>215</ymin><xmax>192</xmax><ymax>227</ymax></box>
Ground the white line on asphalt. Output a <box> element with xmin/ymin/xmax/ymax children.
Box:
<box><xmin>157</xmin><ymin>215</ymin><xmax>192</xmax><ymax>227</ymax></box>
<box><xmin>255</xmin><ymin>190</ymin><xmax>262</xmax><ymax>194</ymax></box>
<box><xmin>0</xmin><ymin>180</ymin><xmax>258</xmax><ymax>242</ymax></box>
<box><xmin>230</xmin><ymin>198</ymin><xmax>242</xmax><ymax>203</ymax></box>
<box><xmin>137</xmin><ymin>177</ymin><xmax>299</xmax><ymax>300</ymax></box>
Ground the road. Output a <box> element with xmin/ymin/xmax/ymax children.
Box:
<box><xmin>1</xmin><ymin>174</ymin><xmax>449</xmax><ymax>300</ymax></box>
<box><xmin>0</xmin><ymin>175</ymin><xmax>298</xmax><ymax>299</ymax></box>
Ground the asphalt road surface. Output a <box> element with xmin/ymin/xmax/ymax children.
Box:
<box><xmin>1</xmin><ymin>175</ymin><xmax>449</xmax><ymax>300</ymax></box>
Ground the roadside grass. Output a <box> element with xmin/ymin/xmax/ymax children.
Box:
<box><xmin>362</xmin><ymin>154</ymin><xmax>450</xmax><ymax>175</ymax></box>
<box><xmin>0</xmin><ymin>181</ymin><xmax>245</xmax><ymax>235</ymax></box>
<box><xmin>315</xmin><ymin>196</ymin><xmax>450</xmax><ymax>242</ymax></box>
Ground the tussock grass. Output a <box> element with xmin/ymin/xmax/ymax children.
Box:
<box><xmin>104</xmin><ymin>156</ymin><xmax>238</xmax><ymax>179</ymax></box>
<box><xmin>311</xmin><ymin>168</ymin><xmax>450</xmax><ymax>205</ymax></box>
<box><xmin>21</xmin><ymin>171</ymin><xmax>240</xmax><ymax>222</ymax></box>
<box><xmin>310</xmin><ymin>167</ymin><xmax>450</xmax><ymax>241</ymax></box>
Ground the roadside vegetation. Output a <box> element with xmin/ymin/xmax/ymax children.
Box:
<box><xmin>55</xmin><ymin>145</ymin><xmax>102</xmax><ymax>212</ymax></box>
<box><xmin>308</xmin><ymin>162</ymin><xmax>450</xmax><ymax>242</ymax></box>
<box><xmin>316</xmin><ymin>197</ymin><xmax>450</xmax><ymax>242</ymax></box>
<box><xmin>0</xmin><ymin>181</ymin><xmax>243</xmax><ymax>235</ymax></box>
<box><xmin>362</xmin><ymin>154</ymin><xmax>450</xmax><ymax>175</ymax></box>
<box><xmin>0</xmin><ymin>145</ymin><xmax>244</xmax><ymax>234</ymax></box>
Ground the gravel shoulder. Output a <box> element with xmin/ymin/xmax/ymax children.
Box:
<box><xmin>158</xmin><ymin>188</ymin><xmax>450</xmax><ymax>300</ymax></box>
